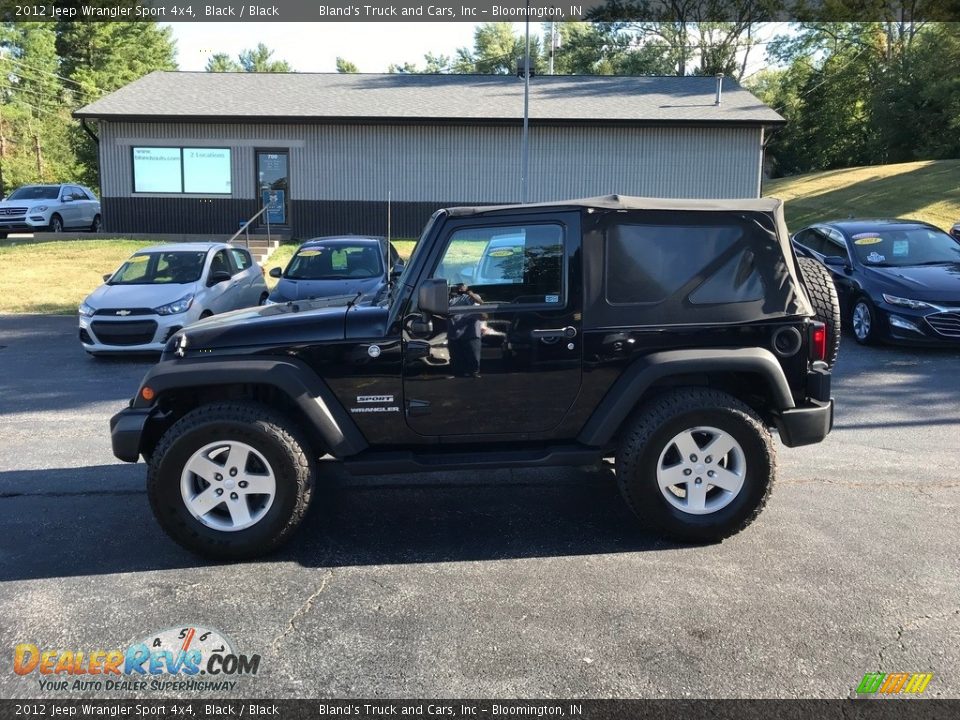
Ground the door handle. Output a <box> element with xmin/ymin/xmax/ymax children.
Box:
<box><xmin>531</xmin><ymin>326</ymin><xmax>577</xmax><ymax>340</ymax></box>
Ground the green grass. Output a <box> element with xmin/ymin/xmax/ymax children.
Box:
<box><xmin>764</xmin><ymin>159</ymin><xmax>960</xmax><ymax>230</ymax></box>
<box><xmin>0</xmin><ymin>239</ymin><xmax>155</xmax><ymax>315</ymax></box>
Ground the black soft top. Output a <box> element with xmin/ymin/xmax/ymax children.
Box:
<box><xmin>446</xmin><ymin>194</ymin><xmax>784</xmax><ymax>217</ymax></box>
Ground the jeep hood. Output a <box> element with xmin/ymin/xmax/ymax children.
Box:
<box><xmin>173</xmin><ymin>295</ymin><xmax>355</xmax><ymax>354</ymax></box>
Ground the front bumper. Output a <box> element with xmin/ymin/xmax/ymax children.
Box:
<box><xmin>875</xmin><ymin>303</ymin><xmax>960</xmax><ymax>345</ymax></box>
<box><xmin>79</xmin><ymin>313</ymin><xmax>185</xmax><ymax>354</ymax></box>
<box><xmin>775</xmin><ymin>399</ymin><xmax>834</xmax><ymax>447</ymax></box>
<box><xmin>110</xmin><ymin>407</ymin><xmax>154</xmax><ymax>462</ymax></box>
<box><xmin>0</xmin><ymin>214</ymin><xmax>50</xmax><ymax>232</ymax></box>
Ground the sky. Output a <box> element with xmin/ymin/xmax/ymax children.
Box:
<box><xmin>167</xmin><ymin>22</ymin><xmax>781</xmax><ymax>76</ymax></box>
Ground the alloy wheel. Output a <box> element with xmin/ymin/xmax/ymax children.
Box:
<box><xmin>853</xmin><ymin>302</ymin><xmax>872</xmax><ymax>341</ymax></box>
<box><xmin>180</xmin><ymin>440</ymin><xmax>277</xmax><ymax>532</ymax></box>
<box><xmin>656</xmin><ymin>426</ymin><xmax>746</xmax><ymax>515</ymax></box>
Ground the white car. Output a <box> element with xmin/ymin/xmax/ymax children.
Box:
<box><xmin>79</xmin><ymin>243</ymin><xmax>268</xmax><ymax>355</ymax></box>
<box><xmin>0</xmin><ymin>184</ymin><xmax>101</xmax><ymax>237</ymax></box>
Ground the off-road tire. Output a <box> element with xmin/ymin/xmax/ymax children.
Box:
<box><xmin>797</xmin><ymin>256</ymin><xmax>841</xmax><ymax>367</ymax></box>
<box><xmin>147</xmin><ymin>402</ymin><xmax>315</xmax><ymax>560</ymax></box>
<box><xmin>616</xmin><ymin>388</ymin><xmax>775</xmax><ymax>543</ymax></box>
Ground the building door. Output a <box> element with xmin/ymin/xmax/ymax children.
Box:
<box><xmin>256</xmin><ymin>150</ymin><xmax>289</xmax><ymax>227</ymax></box>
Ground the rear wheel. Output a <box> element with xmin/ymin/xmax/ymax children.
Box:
<box><xmin>90</xmin><ymin>214</ymin><xmax>102</xmax><ymax>232</ymax></box>
<box><xmin>616</xmin><ymin>388</ymin><xmax>775</xmax><ymax>543</ymax></box>
<box><xmin>147</xmin><ymin>402</ymin><xmax>315</xmax><ymax>559</ymax></box>
<box><xmin>797</xmin><ymin>256</ymin><xmax>841</xmax><ymax>366</ymax></box>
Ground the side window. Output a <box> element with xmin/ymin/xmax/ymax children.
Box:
<box><xmin>209</xmin><ymin>250</ymin><xmax>231</xmax><ymax>278</ymax></box>
<box><xmin>605</xmin><ymin>223</ymin><xmax>745</xmax><ymax>305</ymax></box>
<box><xmin>431</xmin><ymin>224</ymin><xmax>564</xmax><ymax>305</ymax></box>
<box><xmin>823</xmin><ymin>229</ymin><xmax>849</xmax><ymax>258</ymax></box>
<box><xmin>229</xmin><ymin>248</ymin><xmax>252</xmax><ymax>273</ymax></box>
<box><xmin>69</xmin><ymin>186</ymin><xmax>85</xmax><ymax>201</ymax></box>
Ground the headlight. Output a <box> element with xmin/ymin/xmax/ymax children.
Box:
<box><xmin>78</xmin><ymin>302</ymin><xmax>95</xmax><ymax>317</ymax></box>
<box><xmin>153</xmin><ymin>294</ymin><xmax>194</xmax><ymax>316</ymax></box>
<box><xmin>34</xmin><ymin>206</ymin><xmax>48</xmax><ymax>212</ymax></box>
<box><xmin>882</xmin><ymin>294</ymin><xmax>935</xmax><ymax>311</ymax></box>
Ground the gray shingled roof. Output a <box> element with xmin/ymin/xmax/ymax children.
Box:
<box><xmin>75</xmin><ymin>71</ymin><xmax>783</xmax><ymax>125</ymax></box>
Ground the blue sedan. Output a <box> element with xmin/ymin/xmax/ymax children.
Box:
<box><xmin>267</xmin><ymin>236</ymin><xmax>403</xmax><ymax>305</ymax></box>
<box><xmin>792</xmin><ymin>219</ymin><xmax>960</xmax><ymax>345</ymax></box>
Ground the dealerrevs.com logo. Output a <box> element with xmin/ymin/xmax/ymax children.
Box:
<box><xmin>14</xmin><ymin>626</ymin><xmax>261</xmax><ymax>693</ymax></box>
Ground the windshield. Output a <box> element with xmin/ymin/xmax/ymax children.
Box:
<box><xmin>7</xmin><ymin>186</ymin><xmax>59</xmax><ymax>201</ymax></box>
<box><xmin>851</xmin><ymin>227</ymin><xmax>960</xmax><ymax>267</ymax></box>
<box><xmin>285</xmin><ymin>244</ymin><xmax>382</xmax><ymax>280</ymax></box>
<box><xmin>109</xmin><ymin>251</ymin><xmax>207</xmax><ymax>285</ymax></box>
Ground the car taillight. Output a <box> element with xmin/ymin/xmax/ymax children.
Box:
<box><xmin>809</xmin><ymin>321</ymin><xmax>827</xmax><ymax>362</ymax></box>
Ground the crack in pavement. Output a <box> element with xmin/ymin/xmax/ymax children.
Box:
<box><xmin>269</xmin><ymin>570</ymin><xmax>335</xmax><ymax>656</ymax></box>
<box><xmin>875</xmin><ymin>608</ymin><xmax>960</xmax><ymax>669</ymax></box>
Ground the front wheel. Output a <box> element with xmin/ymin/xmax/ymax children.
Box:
<box><xmin>48</xmin><ymin>215</ymin><xmax>63</xmax><ymax>233</ymax></box>
<box><xmin>616</xmin><ymin>388</ymin><xmax>775</xmax><ymax>543</ymax></box>
<box><xmin>851</xmin><ymin>298</ymin><xmax>877</xmax><ymax>345</ymax></box>
<box><xmin>147</xmin><ymin>402</ymin><xmax>315</xmax><ymax>559</ymax></box>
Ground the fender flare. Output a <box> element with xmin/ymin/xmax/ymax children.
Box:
<box><xmin>133</xmin><ymin>357</ymin><xmax>368</xmax><ymax>457</ymax></box>
<box><xmin>577</xmin><ymin>348</ymin><xmax>796</xmax><ymax>447</ymax></box>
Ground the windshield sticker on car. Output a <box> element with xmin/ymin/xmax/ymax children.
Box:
<box><xmin>866</xmin><ymin>251</ymin><xmax>886</xmax><ymax>263</ymax></box>
<box><xmin>893</xmin><ymin>240</ymin><xmax>909</xmax><ymax>257</ymax></box>
<box><xmin>853</xmin><ymin>235</ymin><xmax>882</xmax><ymax>245</ymax></box>
<box><xmin>488</xmin><ymin>248</ymin><xmax>516</xmax><ymax>257</ymax></box>
<box><xmin>297</xmin><ymin>249</ymin><xmax>321</xmax><ymax>257</ymax></box>
<box><xmin>545</xmin><ymin>295</ymin><xmax>559</xmax><ymax>303</ymax></box>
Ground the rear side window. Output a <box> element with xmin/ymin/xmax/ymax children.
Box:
<box><xmin>605</xmin><ymin>224</ymin><xmax>748</xmax><ymax>305</ymax></box>
<box><xmin>229</xmin><ymin>248</ymin><xmax>252</xmax><ymax>272</ymax></box>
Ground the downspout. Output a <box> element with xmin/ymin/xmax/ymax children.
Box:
<box><xmin>758</xmin><ymin>125</ymin><xmax>778</xmax><ymax>198</ymax></box>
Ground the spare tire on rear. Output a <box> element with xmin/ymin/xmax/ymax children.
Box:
<box><xmin>796</xmin><ymin>256</ymin><xmax>841</xmax><ymax>368</ymax></box>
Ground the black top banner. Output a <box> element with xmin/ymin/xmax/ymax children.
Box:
<box><xmin>3</xmin><ymin>0</ymin><xmax>960</xmax><ymax>22</ymax></box>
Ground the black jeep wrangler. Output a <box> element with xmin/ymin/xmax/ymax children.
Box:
<box><xmin>111</xmin><ymin>196</ymin><xmax>838</xmax><ymax>559</ymax></box>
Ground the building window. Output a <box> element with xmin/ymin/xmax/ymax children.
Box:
<box><xmin>132</xmin><ymin>147</ymin><xmax>231</xmax><ymax>194</ymax></box>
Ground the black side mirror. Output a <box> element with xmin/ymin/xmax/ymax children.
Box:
<box><xmin>269</xmin><ymin>267</ymin><xmax>282</xmax><ymax>279</ymax></box>
<box><xmin>418</xmin><ymin>278</ymin><xmax>449</xmax><ymax>316</ymax></box>
<box><xmin>822</xmin><ymin>255</ymin><xmax>848</xmax><ymax>268</ymax></box>
<box><xmin>208</xmin><ymin>270</ymin><xmax>232</xmax><ymax>286</ymax></box>
<box><xmin>408</xmin><ymin>314</ymin><xmax>433</xmax><ymax>334</ymax></box>
<box><xmin>102</xmin><ymin>273</ymin><xmax>112</xmax><ymax>282</ymax></box>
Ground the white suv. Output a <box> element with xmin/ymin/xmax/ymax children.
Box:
<box><xmin>0</xmin><ymin>184</ymin><xmax>101</xmax><ymax>237</ymax></box>
<box><xmin>79</xmin><ymin>243</ymin><xmax>268</xmax><ymax>355</ymax></box>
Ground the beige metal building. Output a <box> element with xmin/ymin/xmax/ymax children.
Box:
<box><xmin>75</xmin><ymin>72</ymin><xmax>784</xmax><ymax>238</ymax></box>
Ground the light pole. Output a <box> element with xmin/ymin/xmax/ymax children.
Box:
<box><xmin>520</xmin><ymin>5</ymin><xmax>531</xmax><ymax>204</ymax></box>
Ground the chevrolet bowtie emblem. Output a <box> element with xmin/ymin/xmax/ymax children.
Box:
<box><xmin>116</xmin><ymin>310</ymin><xmax>131</xmax><ymax>316</ymax></box>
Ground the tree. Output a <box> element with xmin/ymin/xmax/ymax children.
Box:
<box><xmin>238</xmin><ymin>43</ymin><xmax>292</xmax><ymax>72</ymax></box>
<box><xmin>0</xmin><ymin>23</ymin><xmax>81</xmax><ymax>189</ymax></box>
<box><xmin>206</xmin><ymin>43</ymin><xmax>292</xmax><ymax>73</ymax></box>
<box><xmin>387</xmin><ymin>61</ymin><xmax>418</xmax><ymax>74</ymax></box>
<box><xmin>336</xmin><ymin>57</ymin><xmax>359</xmax><ymax>73</ymax></box>
<box><xmin>206</xmin><ymin>53</ymin><xmax>241</xmax><ymax>72</ymax></box>
<box><xmin>453</xmin><ymin>23</ymin><xmax>545</xmax><ymax>75</ymax></box>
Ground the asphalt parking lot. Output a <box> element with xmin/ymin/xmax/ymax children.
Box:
<box><xmin>1</xmin><ymin>314</ymin><xmax>958</xmax><ymax>699</ymax></box>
